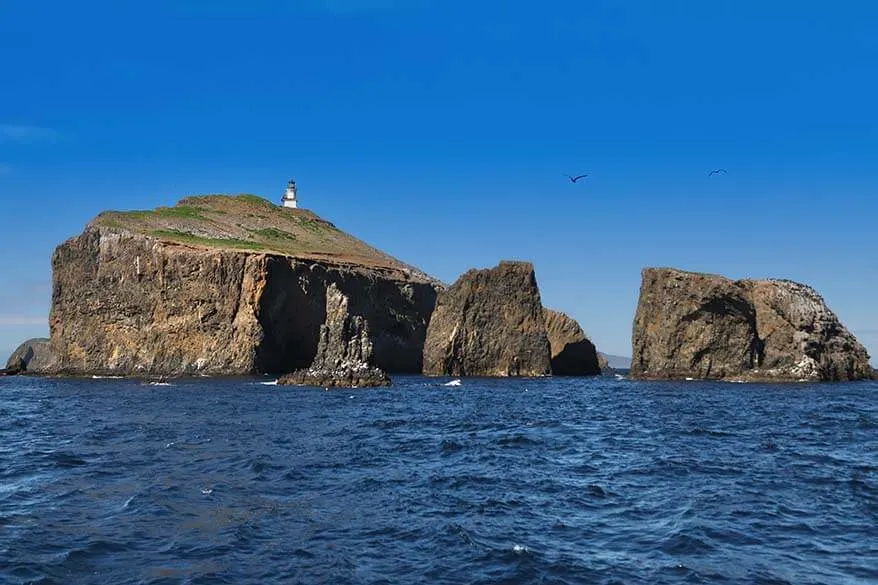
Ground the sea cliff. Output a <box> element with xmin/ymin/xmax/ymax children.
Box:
<box><xmin>50</xmin><ymin>195</ymin><xmax>439</xmax><ymax>376</ymax></box>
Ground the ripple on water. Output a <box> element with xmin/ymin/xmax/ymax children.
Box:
<box><xmin>0</xmin><ymin>375</ymin><xmax>876</xmax><ymax>584</ymax></box>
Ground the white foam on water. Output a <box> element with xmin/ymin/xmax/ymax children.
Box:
<box><xmin>260</xmin><ymin>380</ymin><xmax>278</xmax><ymax>386</ymax></box>
<box><xmin>614</xmin><ymin>374</ymin><xmax>626</xmax><ymax>380</ymax></box>
<box><xmin>201</xmin><ymin>488</ymin><xmax>213</xmax><ymax>495</ymax></box>
<box><xmin>92</xmin><ymin>375</ymin><xmax>123</xmax><ymax>379</ymax></box>
<box><xmin>123</xmin><ymin>495</ymin><xmax>135</xmax><ymax>508</ymax></box>
<box><xmin>512</xmin><ymin>544</ymin><xmax>529</xmax><ymax>554</ymax></box>
<box><xmin>685</xmin><ymin>377</ymin><xmax>695</xmax><ymax>381</ymax></box>
<box><xmin>443</xmin><ymin>379</ymin><xmax>462</xmax><ymax>387</ymax></box>
<box><xmin>149</xmin><ymin>382</ymin><xmax>172</xmax><ymax>386</ymax></box>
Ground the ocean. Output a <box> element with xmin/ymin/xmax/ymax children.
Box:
<box><xmin>1</xmin><ymin>375</ymin><xmax>876</xmax><ymax>584</ymax></box>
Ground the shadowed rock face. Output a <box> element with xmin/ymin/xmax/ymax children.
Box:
<box><xmin>6</xmin><ymin>338</ymin><xmax>56</xmax><ymax>374</ymax></box>
<box><xmin>631</xmin><ymin>268</ymin><xmax>872</xmax><ymax>381</ymax></box>
<box><xmin>50</xmin><ymin>196</ymin><xmax>439</xmax><ymax>376</ymax></box>
<box><xmin>543</xmin><ymin>309</ymin><xmax>601</xmax><ymax>376</ymax></box>
<box><xmin>423</xmin><ymin>261</ymin><xmax>552</xmax><ymax>377</ymax></box>
<box><xmin>279</xmin><ymin>284</ymin><xmax>391</xmax><ymax>388</ymax></box>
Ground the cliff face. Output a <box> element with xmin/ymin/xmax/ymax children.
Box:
<box><xmin>422</xmin><ymin>261</ymin><xmax>552</xmax><ymax>377</ymax></box>
<box><xmin>631</xmin><ymin>268</ymin><xmax>872</xmax><ymax>381</ymax></box>
<box><xmin>543</xmin><ymin>309</ymin><xmax>601</xmax><ymax>376</ymax></box>
<box><xmin>50</xmin><ymin>195</ymin><xmax>439</xmax><ymax>376</ymax></box>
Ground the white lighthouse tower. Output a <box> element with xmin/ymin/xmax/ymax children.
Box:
<box><xmin>281</xmin><ymin>179</ymin><xmax>298</xmax><ymax>208</ymax></box>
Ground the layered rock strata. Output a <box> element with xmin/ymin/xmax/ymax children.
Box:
<box><xmin>631</xmin><ymin>268</ymin><xmax>872</xmax><ymax>381</ymax></box>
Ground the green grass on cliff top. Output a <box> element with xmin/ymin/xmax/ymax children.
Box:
<box><xmin>90</xmin><ymin>194</ymin><xmax>423</xmax><ymax>275</ymax></box>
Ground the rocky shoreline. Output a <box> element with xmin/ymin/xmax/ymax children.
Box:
<box><xmin>5</xmin><ymin>196</ymin><xmax>874</xmax><ymax>385</ymax></box>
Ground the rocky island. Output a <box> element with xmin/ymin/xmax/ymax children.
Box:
<box><xmin>49</xmin><ymin>194</ymin><xmax>440</xmax><ymax>379</ymax></box>
<box><xmin>630</xmin><ymin>267</ymin><xmax>873</xmax><ymax>381</ymax></box>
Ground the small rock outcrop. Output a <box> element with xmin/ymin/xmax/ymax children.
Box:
<box><xmin>423</xmin><ymin>261</ymin><xmax>552</xmax><ymax>377</ymax></box>
<box><xmin>543</xmin><ymin>309</ymin><xmax>601</xmax><ymax>376</ymax></box>
<box><xmin>5</xmin><ymin>338</ymin><xmax>56</xmax><ymax>375</ymax></box>
<box><xmin>597</xmin><ymin>353</ymin><xmax>615</xmax><ymax>376</ymax></box>
<box><xmin>279</xmin><ymin>284</ymin><xmax>391</xmax><ymax>387</ymax></box>
<box><xmin>631</xmin><ymin>268</ymin><xmax>873</xmax><ymax>381</ymax></box>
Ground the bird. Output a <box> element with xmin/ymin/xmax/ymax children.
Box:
<box><xmin>708</xmin><ymin>169</ymin><xmax>727</xmax><ymax>176</ymax></box>
<box><xmin>565</xmin><ymin>174</ymin><xmax>588</xmax><ymax>183</ymax></box>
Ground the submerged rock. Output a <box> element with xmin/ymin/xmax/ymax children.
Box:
<box><xmin>5</xmin><ymin>338</ymin><xmax>56</xmax><ymax>375</ymax></box>
<box><xmin>278</xmin><ymin>284</ymin><xmax>391</xmax><ymax>388</ymax></box>
<box><xmin>423</xmin><ymin>261</ymin><xmax>552</xmax><ymax>377</ymax></box>
<box><xmin>543</xmin><ymin>309</ymin><xmax>601</xmax><ymax>376</ymax></box>
<box><xmin>631</xmin><ymin>267</ymin><xmax>872</xmax><ymax>381</ymax></box>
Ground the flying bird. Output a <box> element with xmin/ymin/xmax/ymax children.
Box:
<box><xmin>565</xmin><ymin>174</ymin><xmax>588</xmax><ymax>183</ymax></box>
<box><xmin>708</xmin><ymin>169</ymin><xmax>727</xmax><ymax>176</ymax></box>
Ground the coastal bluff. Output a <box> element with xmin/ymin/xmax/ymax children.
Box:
<box><xmin>50</xmin><ymin>195</ymin><xmax>440</xmax><ymax>376</ymax></box>
<box><xmin>631</xmin><ymin>267</ymin><xmax>872</xmax><ymax>382</ymax></box>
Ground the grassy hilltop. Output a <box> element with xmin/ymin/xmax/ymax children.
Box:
<box><xmin>91</xmin><ymin>194</ymin><xmax>431</xmax><ymax>279</ymax></box>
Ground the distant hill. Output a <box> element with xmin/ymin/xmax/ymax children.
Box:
<box><xmin>600</xmin><ymin>353</ymin><xmax>631</xmax><ymax>369</ymax></box>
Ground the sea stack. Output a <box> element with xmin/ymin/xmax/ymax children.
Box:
<box><xmin>630</xmin><ymin>267</ymin><xmax>872</xmax><ymax>381</ymax></box>
<box><xmin>50</xmin><ymin>194</ymin><xmax>440</xmax><ymax>376</ymax></box>
<box><xmin>543</xmin><ymin>309</ymin><xmax>601</xmax><ymax>376</ymax></box>
<box><xmin>278</xmin><ymin>283</ymin><xmax>391</xmax><ymax>387</ymax></box>
<box><xmin>422</xmin><ymin>261</ymin><xmax>552</xmax><ymax>377</ymax></box>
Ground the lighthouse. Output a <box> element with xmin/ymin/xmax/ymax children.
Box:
<box><xmin>281</xmin><ymin>179</ymin><xmax>298</xmax><ymax>208</ymax></box>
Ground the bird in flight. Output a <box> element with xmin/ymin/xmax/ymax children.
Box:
<box><xmin>565</xmin><ymin>174</ymin><xmax>588</xmax><ymax>183</ymax></box>
<box><xmin>708</xmin><ymin>169</ymin><xmax>727</xmax><ymax>176</ymax></box>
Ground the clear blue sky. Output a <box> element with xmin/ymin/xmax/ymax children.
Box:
<box><xmin>1</xmin><ymin>0</ymin><xmax>876</xmax><ymax>362</ymax></box>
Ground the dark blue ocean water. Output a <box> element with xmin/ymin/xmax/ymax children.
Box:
<box><xmin>1</xmin><ymin>375</ymin><xmax>876</xmax><ymax>585</ymax></box>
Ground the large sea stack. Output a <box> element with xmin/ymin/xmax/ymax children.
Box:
<box><xmin>422</xmin><ymin>261</ymin><xmax>552</xmax><ymax>377</ymax></box>
<box><xmin>50</xmin><ymin>195</ymin><xmax>440</xmax><ymax>376</ymax></box>
<box><xmin>631</xmin><ymin>267</ymin><xmax>872</xmax><ymax>381</ymax></box>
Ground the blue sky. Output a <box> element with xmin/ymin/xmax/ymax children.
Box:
<box><xmin>1</xmin><ymin>0</ymin><xmax>876</xmax><ymax>362</ymax></box>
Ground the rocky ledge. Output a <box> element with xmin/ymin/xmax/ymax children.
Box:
<box><xmin>50</xmin><ymin>195</ymin><xmax>440</xmax><ymax>377</ymax></box>
<box><xmin>631</xmin><ymin>267</ymin><xmax>872</xmax><ymax>382</ymax></box>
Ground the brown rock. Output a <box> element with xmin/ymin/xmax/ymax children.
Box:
<box><xmin>278</xmin><ymin>283</ymin><xmax>391</xmax><ymax>388</ymax></box>
<box><xmin>543</xmin><ymin>309</ymin><xmax>601</xmax><ymax>376</ymax></box>
<box><xmin>631</xmin><ymin>267</ymin><xmax>872</xmax><ymax>381</ymax></box>
<box><xmin>422</xmin><ymin>261</ymin><xmax>552</xmax><ymax>377</ymax></box>
<box><xmin>50</xmin><ymin>195</ymin><xmax>439</xmax><ymax>376</ymax></box>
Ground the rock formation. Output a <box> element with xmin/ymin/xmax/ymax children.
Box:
<box><xmin>543</xmin><ymin>309</ymin><xmax>601</xmax><ymax>376</ymax></box>
<box><xmin>5</xmin><ymin>338</ymin><xmax>56</xmax><ymax>374</ymax></box>
<box><xmin>279</xmin><ymin>284</ymin><xmax>391</xmax><ymax>387</ymax></box>
<box><xmin>597</xmin><ymin>353</ymin><xmax>615</xmax><ymax>376</ymax></box>
<box><xmin>50</xmin><ymin>195</ymin><xmax>440</xmax><ymax>376</ymax></box>
<box><xmin>631</xmin><ymin>267</ymin><xmax>872</xmax><ymax>381</ymax></box>
<box><xmin>423</xmin><ymin>261</ymin><xmax>552</xmax><ymax>377</ymax></box>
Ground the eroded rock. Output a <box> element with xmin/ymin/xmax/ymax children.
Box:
<box><xmin>543</xmin><ymin>309</ymin><xmax>601</xmax><ymax>376</ymax></box>
<box><xmin>631</xmin><ymin>268</ymin><xmax>872</xmax><ymax>381</ymax></box>
<box><xmin>5</xmin><ymin>338</ymin><xmax>56</xmax><ymax>375</ymax></box>
<box><xmin>423</xmin><ymin>261</ymin><xmax>552</xmax><ymax>377</ymax></box>
<box><xmin>279</xmin><ymin>284</ymin><xmax>391</xmax><ymax>388</ymax></box>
